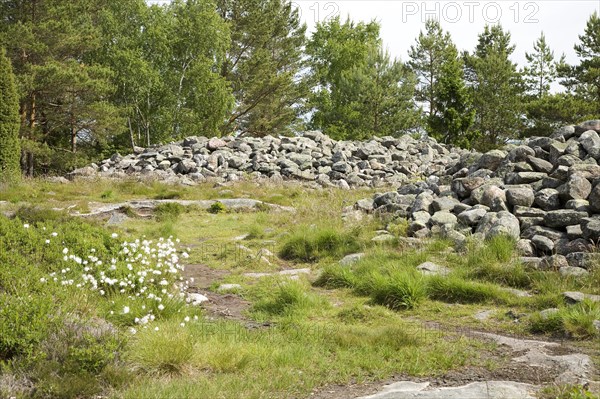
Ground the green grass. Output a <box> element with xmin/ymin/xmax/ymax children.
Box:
<box><xmin>154</xmin><ymin>202</ymin><xmax>186</xmax><ymax>221</ymax></box>
<box><xmin>279</xmin><ymin>225</ymin><xmax>363</xmax><ymax>262</ymax></box>
<box><xmin>2</xmin><ymin>178</ymin><xmax>600</xmax><ymax>398</ymax></box>
<box><xmin>251</xmin><ymin>280</ymin><xmax>329</xmax><ymax>318</ymax></box>
<box><xmin>426</xmin><ymin>275</ymin><xmax>509</xmax><ymax>304</ymax></box>
<box><xmin>530</xmin><ymin>300</ymin><xmax>600</xmax><ymax>339</ymax></box>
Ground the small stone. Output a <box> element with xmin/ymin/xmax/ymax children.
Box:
<box><xmin>217</xmin><ymin>284</ymin><xmax>242</xmax><ymax>292</ymax></box>
<box><xmin>534</xmin><ymin>188</ymin><xmax>561</xmax><ymax>211</ymax></box>
<box><xmin>516</xmin><ymin>239</ymin><xmax>534</xmax><ymax>256</ymax></box>
<box><xmin>540</xmin><ymin>308</ymin><xmax>560</xmax><ymax>319</ymax></box>
<box><xmin>505</xmin><ymin>186</ymin><xmax>535</xmax><ymax>208</ymax></box>
<box><xmin>372</xmin><ymin>234</ymin><xmax>395</xmax><ymax>242</ymax></box>
<box><xmin>457</xmin><ymin>208</ymin><xmax>487</xmax><ymax>226</ymax></box>
<box><xmin>558</xmin><ymin>175</ymin><xmax>592</xmax><ymax>201</ymax></box>
<box><xmin>188</xmin><ymin>293</ymin><xmax>209</xmax><ymax>305</ymax></box>
<box><xmin>340</xmin><ymin>253</ymin><xmax>365</xmax><ymax>266</ymax></box>
<box><xmin>416</xmin><ymin>261</ymin><xmax>450</xmax><ymax>276</ymax></box>
<box><xmin>543</xmin><ymin>210</ymin><xmax>589</xmax><ymax>228</ymax></box>
<box><xmin>207</xmin><ymin>137</ymin><xmax>227</xmax><ymax>151</ymax></box>
<box><xmin>521</xmin><ymin>257</ymin><xmax>542</xmax><ymax>269</ymax></box>
<box><xmin>474</xmin><ymin>310</ymin><xmax>494</xmax><ymax>321</ymax></box>
<box><xmin>559</xmin><ymin>266</ymin><xmax>589</xmax><ymax>278</ymax></box>
<box><xmin>430</xmin><ymin>211</ymin><xmax>457</xmax><ymax>226</ymax></box>
<box><xmin>355</xmin><ymin>198</ymin><xmax>375</xmax><ymax>212</ymax></box>
<box><xmin>541</xmin><ymin>254</ymin><xmax>568</xmax><ymax>270</ymax></box>
<box><xmin>580</xmin><ymin>130</ymin><xmax>600</xmax><ymax>158</ymax></box>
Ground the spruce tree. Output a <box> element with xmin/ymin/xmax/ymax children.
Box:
<box><xmin>0</xmin><ymin>48</ymin><xmax>21</xmax><ymax>183</ymax></box>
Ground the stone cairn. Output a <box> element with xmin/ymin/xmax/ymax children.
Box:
<box><xmin>353</xmin><ymin>120</ymin><xmax>600</xmax><ymax>275</ymax></box>
<box><xmin>71</xmin><ymin>120</ymin><xmax>600</xmax><ymax>273</ymax></box>
<box><xmin>70</xmin><ymin>131</ymin><xmax>468</xmax><ymax>188</ymax></box>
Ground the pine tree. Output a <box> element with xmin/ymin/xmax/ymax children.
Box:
<box><xmin>465</xmin><ymin>25</ymin><xmax>525</xmax><ymax>150</ymax></box>
<box><xmin>429</xmin><ymin>47</ymin><xmax>475</xmax><ymax>147</ymax></box>
<box><xmin>408</xmin><ymin>19</ymin><xmax>455</xmax><ymax>122</ymax></box>
<box><xmin>0</xmin><ymin>0</ymin><xmax>121</xmax><ymax>174</ymax></box>
<box><xmin>306</xmin><ymin>17</ymin><xmax>420</xmax><ymax>139</ymax></box>
<box><xmin>218</xmin><ymin>0</ymin><xmax>307</xmax><ymax>136</ymax></box>
<box><xmin>0</xmin><ymin>48</ymin><xmax>21</xmax><ymax>183</ymax></box>
<box><xmin>523</xmin><ymin>33</ymin><xmax>557</xmax><ymax>98</ymax></box>
<box><xmin>559</xmin><ymin>12</ymin><xmax>600</xmax><ymax>116</ymax></box>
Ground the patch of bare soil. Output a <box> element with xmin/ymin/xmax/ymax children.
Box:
<box><xmin>183</xmin><ymin>263</ymin><xmax>230</xmax><ymax>290</ymax></box>
<box><xmin>182</xmin><ymin>263</ymin><xmax>254</xmax><ymax>324</ymax></box>
<box><xmin>201</xmin><ymin>292</ymin><xmax>252</xmax><ymax>323</ymax></box>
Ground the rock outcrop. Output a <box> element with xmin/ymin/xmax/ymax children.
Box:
<box><xmin>353</xmin><ymin>120</ymin><xmax>600</xmax><ymax>265</ymax></box>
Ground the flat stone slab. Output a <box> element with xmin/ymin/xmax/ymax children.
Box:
<box><xmin>76</xmin><ymin>199</ymin><xmax>296</xmax><ymax>217</ymax></box>
<box><xmin>243</xmin><ymin>268</ymin><xmax>311</xmax><ymax>279</ymax></box>
<box><xmin>356</xmin><ymin>381</ymin><xmax>538</xmax><ymax>399</ymax></box>
<box><xmin>474</xmin><ymin>331</ymin><xmax>594</xmax><ymax>385</ymax></box>
<box><xmin>416</xmin><ymin>262</ymin><xmax>450</xmax><ymax>276</ymax></box>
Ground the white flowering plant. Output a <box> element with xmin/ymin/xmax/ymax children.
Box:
<box><xmin>45</xmin><ymin>234</ymin><xmax>200</xmax><ymax>328</ymax></box>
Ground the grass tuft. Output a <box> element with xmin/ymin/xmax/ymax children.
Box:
<box><xmin>426</xmin><ymin>275</ymin><xmax>507</xmax><ymax>304</ymax></box>
<box><xmin>279</xmin><ymin>226</ymin><xmax>361</xmax><ymax>262</ymax></box>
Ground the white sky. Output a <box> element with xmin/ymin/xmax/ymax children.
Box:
<box><xmin>149</xmin><ymin>0</ymin><xmax>599</xmax><ymax>66</ymax></box>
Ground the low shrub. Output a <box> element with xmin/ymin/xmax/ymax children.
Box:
<box><xmin>127</xmin><ymin>322</ymin><xmax>194</xmax><ymax>374</ymax></box>
<box><xmin>529</xmin><ymin>300</ymin><xmax>600</xmax><ymax>339</ymax></box>
<box><xmin>208</xmin><ymin>201</ymin><xmax>227</xmax><ymax>214</ymax></box>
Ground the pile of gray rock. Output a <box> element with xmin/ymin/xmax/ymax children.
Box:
<box><xmin>354</xmin><ymin>120</ymin><xmax>600</xmax><ymax>274</ymax></box>
<box><xmin>69</xmin><ymin>131</ymin><xmax>469</xmax><ymax>188</ymax></box>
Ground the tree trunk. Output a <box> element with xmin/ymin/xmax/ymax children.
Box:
<box><xmin>127</xmin><ymin>117</ymin><xmax>136</xmax><ymax>152</ymax></box>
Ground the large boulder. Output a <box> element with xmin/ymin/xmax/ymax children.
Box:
<box><xmin>580</xmin><ymin>130</ymin><xmax>600</xmax><ymax>158</ymax></box>
<box><xmin>475</xmin><ymin>211</ymin><xmax>520</xmax><ymax>240</ymax></box>
<box><xmin>543</xmin><ymin>210</ymin><xmax>589</xmax><ymax>229</ymax></box>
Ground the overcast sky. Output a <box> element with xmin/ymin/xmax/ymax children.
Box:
<box><xmin>149</xmin><ymin>0</ymin><xmax>599</xmax><ymax>67</ymax></box>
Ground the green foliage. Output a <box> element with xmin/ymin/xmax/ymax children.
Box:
<box><xmin>0</xmin><ymin>293</ymin><xmax>54</xmax><ymax>361</ymax></box>
<box><xmin>363</xmin><ymin>271</ymin><xmax>427</xmax><ymax>310</ymax></box>
<box><xmin>428</xmin><ymin>45</ymin><xmax>476</xmax><ymax>147</ymax></box>
<box><xmin>559</xmin><ymin>11</ymin><xmax>600</xmax><ymax>116</ymax></box>
<box><xmin>307</xmin><ymin>17</ymin><xmax>420</xmax><ymax>139</ymax></box>
<box><xmin>252</xmin><ymin>281</ymin><xmax>326</xmax><ymax>316</ymax></box>
<box><xmin>314</xmin><ymin>264</ymin><xmax>358</xmax><ymax>289</ymax></box>
<box><xmin>0</xmin><ymin>48</ymin><xmax>20</xmax><ymax>183</ymax></box>
<box><xmin>218</xmin><ymin>0</ymin><xmax>308</xmax><ymax>136</ymax></box>
<box><xmin>539</xmin><ymin>384</ymin><xmax>599</xmax><ymax>399</ymax></box>
<box><xmin>154</xmin><ymin>202</ymin><xmax>185</xmax><ymax>221</ymax></box>
<box><xmin>529</xmin><ymin>300</ymin><xmax>600</xmax><ymax>339</ymax></box>
<box><xmin>408</xmin><ymin>18</ymin><xmax>474</xmax><ymax>145</ymax></box>
<box><xmin>426</xmin><ymin>275</ymin><xmax>507</xmax><ymax>304</ymax></box>
<box><xmin>208</xmin><ymin>201</ymin><xmax>227</xmax><ymax>214</ymax></box>
<box><xmin>523</xmin><ymin>32</ymin><xmax>557</xmax><ymax>98</ymax></box>
<box><xmin>279</xmin><ymin>225</ymin><xmax>361</xmax><ymax>262</ymax></box>
<box><xmin>127</xmin><ymin>322</ymin><xmax>194</xmax><ymax>374</ymax></box>
<box><xmin>465</xmin><ymin>25</ymin><xmax>525</xmax><ymax>150</ymax></box>
<box><xmin>524</xmin><ymin>92</ymin><xmax>597</xmax><ymax>137</ymax></box>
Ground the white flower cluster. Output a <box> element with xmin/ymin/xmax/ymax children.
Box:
<box><xmin>42</xmin><ymin>233</ymin><xmax>195</xmax><ymax>332</ymax></box>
